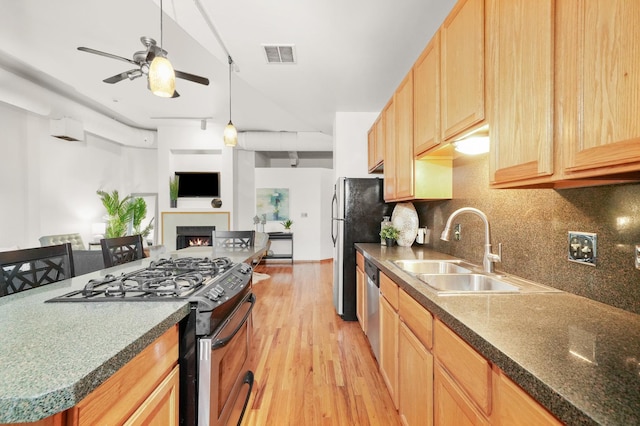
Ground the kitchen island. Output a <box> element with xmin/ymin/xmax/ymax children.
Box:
<box><xmin>0</xmin><ymin>246</ymin><xmax>265</xmax><ymax>424</ymax></box>
<box><xmin>357</xmin><ymin>243</ymin><xmax>640</xmax><ymax>426</ymax></box>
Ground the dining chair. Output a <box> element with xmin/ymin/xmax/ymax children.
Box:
<box><xmin>0</xmin><ymin>243</ymin><xmax>75</xmax><ymax>297</ymax></box>
<box><xmin>100</xmin><ymin>234</ymin><xmax>145</xmax><ymax>268</ymax></box>
<box><xmin>212</xmin><ymin>230</ymin><xmax>255</xmax><ymax>249</ymax></box>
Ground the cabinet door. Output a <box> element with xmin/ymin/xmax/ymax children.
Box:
<box><xmin>380</xmin><ymin>295</ymin><xmax>399</xmax><ymax>409</ymax></box>
<box><xmin>435</xmin><ymin>364</ymin><xmax>490</xmax><ymax>426</ymax></box>
<box><xmin>394</xmin><ymin>70</ymin><xmax>415</xmax><ymax>200</ymax></box>
<box><xmin>441</xmin><ymin>0</ymin><xmax>485</xmax><ymax>140</ymax></box>
<box><xmin>367</xmin><ymin>124</ymin><xmax>377</xmax><ymax>172</ymax></box>
<box><xmin>492</xmin><ymin>368</ymin><xmax>562</xmax><ymax>426</ymax></box>
<box><xmin>375</xmin><ymin>114</ymin><xmax>385</xmax><ymax>167</ymax></box>
<box><xmin>558</xmin><ymin>0</ymin><xmax>640</xmax><ymax>178</ymax></box>
<box><xmin>124</xmin><ymin>365</ymin><xmax>180</xmax><ymax>426</ymax></box>
<box><xmin>383</xmin><ymin>98</ymin><xmax>397</xmax><ymax>201</ymax></box>
<box><xmin>488</xmin><ymin>0</ymin><xmax>554</xmax><ymax>187</ymax></box>
<box><xmin>414</xmin><ymin>31</ymin><xmax>441</xmax><ymax>157</ymax></box>
<box><xmin>399</xmin><ymin>321</ymin><xmax>433</xmax><ymax>426</ymax></box>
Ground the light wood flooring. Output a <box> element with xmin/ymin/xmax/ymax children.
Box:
<box><xmin>243</xmin><ymin>261</ymin><xmax>401</xmax><ymax>426</ymax></box>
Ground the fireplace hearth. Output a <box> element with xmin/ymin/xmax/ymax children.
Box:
<box><xmin>176</xmin><ymin>226</ymin><xmax>216</xmax><ymax>249</ymax></box>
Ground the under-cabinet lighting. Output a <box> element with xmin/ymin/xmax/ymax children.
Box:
<box><xmin>453</xmin><ymin>136</ymin><xmax>490</xmax><ymax>155</ymax></box>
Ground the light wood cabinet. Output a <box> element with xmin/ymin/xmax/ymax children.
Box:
<box><xmin>398</xmin><ymin>289</ymin><xmax>434</xmax><ymax>426</ymax></box>
<box><xmin>394</xmin><ymin>70</ymin><xmax>415</xmax><ymax>200</ymax></box>
<box><xmin>435</xmin><ymin>363</ymin><xmax>490</xmax><ymax>426</ymax></box>
<box><xmin>356</xmin><ymin>251</ymin><xmax>366</xmax><ymax>332</ymax></box>
<box><xmin>124</xmin><ymin>365</ymin><xmax>180</xmax><ymax>426</ymax></box>
<box><xmin>383</xmin><ymin>98</ymin><xmax>396</xmax><ymax>201</ymax></box>
<box><xmin>487</xmin><ymin>0</ymin><xmax>554</xmax><ymax>187</ymax></box>
<box><xmin>441</xmin><ymin>0</ymin><xmax>486</xmax><ymax>141</ymax></box>
<box><xmin>367</xmin><ymin>117</ymin><xmax>384</xmax><ymax>173</ymax></box>
<box><xmin>380</xmin><ymin>293</ymin><xmax>399</xmax><ymax>409</ymax></box>
<box><xmin>557</xmin><ymin>0</ymin><xmax>640</xmax><ymax>180</ymax></box>
<box><xmin>492</xmin><ymin>368</ymin><xmax>562</xmax><ymax>426</ymax></box>
<box><xmin>413</xmin><ymin>32</ymin><xmax>441</xmax><ymax>157</ymax></box>
<box><xmin>434</xmin><ymin>319</ymin><xmax>492</xmax><ymax>415</ymax></box>
<box><xmin>66</xmin><ymin>326</ymin><xmax>179</xmax><ymax>426</ymax></box>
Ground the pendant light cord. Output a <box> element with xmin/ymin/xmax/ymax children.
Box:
<box><xmin>159</xmin><ymin>0</ymin><xmax>164</xmax><ymax>50</ymax></box>
<box><xmin>228</xmin><ymin>55</ymin><xmax>233</xmax><ymax>122</ymax></box>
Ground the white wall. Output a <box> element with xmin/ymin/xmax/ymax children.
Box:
<box><xmin>255</xmin><ymin>168</ymin><xmax>334</xmax><ymax>261</ymax></box>
<box><xmin>333</xmin><ymin>112</ymin><xmax>378</xmax><ymax>179</ymax></box>
<box><xmin>0</xmin><ymin>102</ymin><xmax>157</xmax><ymax>249</ymax></box>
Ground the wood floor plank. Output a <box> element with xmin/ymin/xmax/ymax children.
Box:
<box><xmin>243</xmin><ymin>261</ymin><xmax>401</xmax><ymax>426</ymax></box>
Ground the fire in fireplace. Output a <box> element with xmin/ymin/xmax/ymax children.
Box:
<box><xmin>176</xmin><ymin>226</ymin><xmax>216</xmax><ymax>250</ymax></box>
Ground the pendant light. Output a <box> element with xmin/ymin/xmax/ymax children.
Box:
<box><xmin>223</xmin><ymin>55</ymin><xmax>238</xmax><ymax>147</ymax></box>
<box><xmin>149</xmin><ymin>0</ymin><xmax>175</xmax><ymax>97</ymax></box>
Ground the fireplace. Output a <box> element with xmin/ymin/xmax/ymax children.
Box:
<box><xmin>176</xmin><ymin>226</ymin><xmax>216</xmax><ymax>249</ymax></box>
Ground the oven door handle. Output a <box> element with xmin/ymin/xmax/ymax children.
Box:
<box><xmin>211</xmin><ymin>293</ymin><xmax>256</xmax><ymax>350</ymax></box>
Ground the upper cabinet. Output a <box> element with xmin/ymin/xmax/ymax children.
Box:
<box><xmin>487</xmin><ymin>0</ymin><xmax>554</xmax><ymax>187</ymax></box>
<box><xmin>441</xmin><ymin>0</ymin><xmax>486</xmax><ymax>141</ymax></box>
<box><xmin>383</xmin><ymin>98</ymin><xmax>397</xmax><ymax>201</ymax></box>
<box><xmin>368</xmin><ymin>116</ymin><xmax>384</xmax><ymax>173</ymax></box>
<box><xmin>394</xmin><ymin>70</ymin><xmax>416</xmax><ymax>200</ymax></box>
<box><xmin>557</xmin><ymin>0</ymin><xmax>640</xmax><ymax>180</ymax></box>
<box><xmin>413</xmin><ymin>32</ymin><xmax>441</xmax><ymax>157</ymax></box>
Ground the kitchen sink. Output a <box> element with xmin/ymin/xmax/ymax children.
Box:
<box><xmin>393</xmin><ymin>260</ymin><xmax>475</xmax><ymax>274</ymax></box>
<box><xmin>415</xmin><ymin>273</ymin><xmax>560</xmax><ymax>295</ymax></box>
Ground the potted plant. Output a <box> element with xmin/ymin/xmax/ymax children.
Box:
<box><xmin>169</xmin><ymin>176</ymin><xmax>179</xmax><ymax>208</ymax></box>
<box><xmin>281</xmin><ymin>219</ymin><xmax>294</xmax><ymax>232</ymax></box>
<box><xmin>380</xmin><ymin>225</ymin><xmax>400</xmax><ymax>247</ymax></box>
<box><xmin>130</xmin><ymin>197</ymin><xmax>154</xmax><ymax>239</ymax></box>
<box><xmin>96</xmin><ymin>190</ymin><xmax>133</xmax><ymax>238</ymax></box>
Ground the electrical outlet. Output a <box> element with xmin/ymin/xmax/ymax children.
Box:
<box><xmin>568</xmin><ymin>232</ymin><xmax>597</xmax><ymax>266</ymax></box>
<box><xmin>635</xmin><ymin>245</ymin><xmax>640</xmax><ymax>270</ymax></box>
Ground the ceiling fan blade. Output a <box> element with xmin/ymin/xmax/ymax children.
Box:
<box><xmin>175</xmin><ymin>70</ymin><xmax>210</xmax><ymax>86</ymax></box>
<box><xmin>103</xmin><ymin>69</ymin><xmax>142</xmax><ymax>84</ymax></box>
<box><xmin>78</xmin><ymin>47</ymin><xmax>137</xmax><ymax>65</ymax></box>
<box><xmin>103</xmin><ymin>72</ymin><xmax>130</xmax><ymax>84</ymax></box>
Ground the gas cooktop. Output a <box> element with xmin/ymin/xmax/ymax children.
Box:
<box><xmin>46</xmin><ymin>257</ymin><xmax>236</xmax><ymax>302</ymax></box>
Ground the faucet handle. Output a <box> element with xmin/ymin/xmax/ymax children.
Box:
<box><xmin>488</xmin><ymin>243</ymin><xmax>502</xmax><ymax>263</ymax></box>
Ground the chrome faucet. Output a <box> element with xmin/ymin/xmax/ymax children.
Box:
<box><xmin>440</xmin><ymin>207</ymin><xmax>502</xmax><ymax>273</ymax></box>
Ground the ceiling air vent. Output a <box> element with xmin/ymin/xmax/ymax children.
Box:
<box><xmin>262</xmin><ymin>44</ymin><xmax>296</xmax><ymax>64</ymax></box>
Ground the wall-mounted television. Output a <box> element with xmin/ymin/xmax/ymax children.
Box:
<box><xmin>175</xmin><ymin>172</ymin><xmax>220</xmax><ymax>198</ymax></box>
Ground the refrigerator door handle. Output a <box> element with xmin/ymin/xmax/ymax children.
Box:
<box><xmin>331</xmin><ymin>191</ymin><xmax>339</xmax><ymax>246</ymax></box>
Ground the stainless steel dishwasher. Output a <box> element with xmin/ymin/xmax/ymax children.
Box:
<box><xmin>364</xmin><ymin>259</ymin><xmax>380</xmax><ymax>362</ymax></box>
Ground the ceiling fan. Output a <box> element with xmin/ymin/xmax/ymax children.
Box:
<box><xmin>78</xmin><ymin>36</ymin><xmax>210</xmax><ymax>98</ymax></box>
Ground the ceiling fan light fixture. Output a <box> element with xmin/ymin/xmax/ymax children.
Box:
<box><xmin>224</xmin><ymin>120</ymin><xmax>238</xmax><ymax>146</ymax></box>
<box><xmin>149</xmin><ymin>56</ymin><xmax>175</xmax><ymax>97</ymax></box>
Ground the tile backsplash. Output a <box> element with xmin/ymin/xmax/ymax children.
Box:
<box><xmin>414</xmin><ymin>154</ymin><xmax>640</xmax><ymax>315</ymax></box>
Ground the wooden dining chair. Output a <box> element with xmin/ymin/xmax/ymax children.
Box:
<box><xmin>0</xmin><ymin>243</ymin><xmax>75</xmax><ymax>297</ymax></box>
<box><xmin>100</xmin><ymin>234</ymin><xmax>145</xmax><ymax>268</ymax></box>
<box><xmin>212</xmin><ymin>230</ymin><xmax>255</xmax><ymax>248</ymax></box>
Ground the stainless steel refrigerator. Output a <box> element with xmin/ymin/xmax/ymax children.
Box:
<box><xmin>331</xmin><ymin>177</ymin><xmax>393</xmax><ymax>321</ymax></box>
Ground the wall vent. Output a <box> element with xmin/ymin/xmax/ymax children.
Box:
<box><xmin>262</xmin><ymin>44</ymin><xmax>296</xmax><ymax>64</ymax></box>
<box><xmin>50</xmin><ymin>117</ymin><xmax>84</xmax><ymax>141</ymax></box>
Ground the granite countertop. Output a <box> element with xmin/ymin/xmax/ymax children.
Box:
<box><xmin>0</xmin><ymin>247</ymin><xmax>264</xmax><ymax>424</ymax></box>
<box><xmin>356</xmin><ymin>243</ymin><xmax>640</xmax><ymax>426</ymax></box>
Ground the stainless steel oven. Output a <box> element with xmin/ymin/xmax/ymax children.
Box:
<box><xmin>198</xmin><ymin>291</ymin><xmax>255</xmax><ymax>426</ymax></box>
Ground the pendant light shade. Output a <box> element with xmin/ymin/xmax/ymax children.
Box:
<box><xmin>224</xmin><ymin>55</ymin><xmax>237</xmax><ymax>147</ymax></box>
<box><xmin>149</xmin><ymin>56</ymin><xmax>175</xmax><ymax>97</ymax></box>
<box><xmin>148</xmin><ymin>0</ymin><xmax>175</xmax><ymax>98</ymax></box>
<box><xmin>224</xmin><ymin>121</ymin><xmax>238</xmax><ymax>146</ymax></box>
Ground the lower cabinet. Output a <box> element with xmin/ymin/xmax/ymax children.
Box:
<box><xmin>379</xmin><ymin>272</ymin><xmax>399</xmax><ymax>408</ymax></box>
<box><xmin>399</xmin><ymin>321</ymin><xmax>434</xmax><ymax>426</ymax></box>
<box><xmin>68</xmin><ymin>325</ymin><xmax>180</xmax><ymax>425</ymax></box>
<box><xmin>434</xmin><ymin>364</ymin><xmax>490</xmax><ymax>426</ymax></box>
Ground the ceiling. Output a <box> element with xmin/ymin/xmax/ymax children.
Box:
<box><xmin>0</xmin><ymin>0</ymin><xmax>456</xmax><ymax>145</ymax></box>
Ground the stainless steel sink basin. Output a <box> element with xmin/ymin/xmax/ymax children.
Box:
<box><xmin>415</xmin><ymin>273</ymin><xmax>560</xmax><ymax>295</ymax></box>
<box><xmin>416</xmin><ymin>273</ymin><xmax>518</xmax><ymax>293</ymax></box>
<box><xmin>393</xmin><ymin>260</ymin><xmax>474</xmax><ymax>274</ymax></box>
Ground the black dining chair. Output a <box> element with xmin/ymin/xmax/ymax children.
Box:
<box><xmin>100</xmin><ymin>234</ymin><xmax>146</xmax><ymax>268</ymax></box>
<box><xmin>0</xmin><ymin>243</ymin><xmax>75</xmax><ymax>297</ymax></box>
<box><xmin>212</xmin><ymin>230</ymin><xmax>255</xmax><ymax>248</ymax></box>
